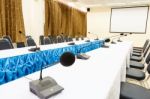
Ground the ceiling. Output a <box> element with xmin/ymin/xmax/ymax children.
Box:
<box><xmin>60</xmin><ymin>0</ymin><xmax>150</xmax><ymax>7</ymax></box>
<box><xmin>58</xmin><ymin>0</ymin><xmax>150</xmax><ymax>12</ymax></box>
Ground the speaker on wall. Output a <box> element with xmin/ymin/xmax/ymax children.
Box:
<box><xmin>87</xmin><ymin>8</ymin><xmax>90</xmax><ymax>12</ymax></box>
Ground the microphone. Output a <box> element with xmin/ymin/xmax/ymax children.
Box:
<box><xmin>117</xmin><ymin>33</ymin><xmax>125</xmax><ymax>42</ymax></box>
<box><xmin>85</xmin><ymin>37</ymin><xmax>91</xmax><ymax>42</ymax></box>
<box><xmin>68</xmin><ymin>42</ymin><xmax>75</xmax><ymax>45</ymax></box>
<box><xmin>28</xmin><ymin>45</ymin><xmax>40</xmax><ymax>52</ymax></box>
<box><xmin>111</xmin><ymin>33</ymin><xmax>124</xmax><ymax>44</ymax></box>
<box><xmin>102</xmin><ymin>38</ymin><xmax>110</xmax><ymax>48</ymax></box>
<box><xmin>68</xmin><ymin>37</ymin><xmax>76</xmax><ymax>45</ymax></box>
<box><xmin>29</xmin><ymin>52</ymin><xmax>75</xmax><ymax>99</ymax></box>
<box><xmin>89</xmin><ymin>32</ymin><xmax>99</xmax><ymax>40</ymax></box>
<box><xmin>76</xmin><ymin>42</ymin><xmax>96</xmax><ymax>60</ymax></box>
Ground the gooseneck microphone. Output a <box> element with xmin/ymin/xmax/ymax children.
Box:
<box><xmin>117</xmin><ymin>33</ymin><xmax>124</xmax><ymax>42</ymax></box>
<box><xmin>76</xmin><ymin>41</ymin><xmax>100</xmax><ymax>59</ymax></box>
<box><xmin>102</xmin><ymin>38</ymin><xmax>110</xmax><ymax>48</ymax></box>
<box><xmin>28</xmin><ymin>45</ymin><xmax>40</xmax><ymax>52</ymax></box>
<box><xmin>111</xmin><ymin>33</ymin><xmax>124</xmax><ymax>44</ymax></box>
<box><xmin>60</xmin><ymin>52</ymin><xmax>75</xmax><ymax>66</ymax></box>
<box><xmin>89</xmin><ymin>32</ymin><xmax>99</xmax><ymax>40</ymax></box>
<box><xmin>29</xmin><ymin>52</ymin><xmax>75</xmax><ymax>99</ymax></box>
<box><xmin>85</xmin><ymin>37</ymin><xmax>91</xmax><ymax>42</ymax></box>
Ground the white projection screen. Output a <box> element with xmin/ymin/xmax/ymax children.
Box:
<box><xmin>110</xmin><ymin>6</ymin><xmax>149</xmax><ymax>33</ymax></box>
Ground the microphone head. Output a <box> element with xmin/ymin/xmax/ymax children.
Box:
<box><xmin>60</xmin><ymin>52</ymin><xmax>75</xmax><ymax>67</ymax></box>
<box><xmin>120</xmin><ymin>33</ymin><xmax>124</xmax><ymax>35</ymax></box>
<box><xmin>104</xmin><ymin>38</ymin><xmax>110</xmax><ymax>42</ymax></box>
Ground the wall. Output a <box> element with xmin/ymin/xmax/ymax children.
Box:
<box><xmin>22</xmin><ymin>0</ymin><xmax>45</xmax><ymax>44</ymax></box>
<box><xmin>87</xmin><ymin>6</ymin><xmax>150</xmax><ymax>46</ymax></box>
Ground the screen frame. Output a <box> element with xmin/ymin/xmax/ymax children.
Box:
<box><xmin>109</xmin><ymin>6</ymin><xmax>149</xmax><ymax>34</ymax></box>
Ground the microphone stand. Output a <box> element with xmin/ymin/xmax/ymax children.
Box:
<box><xmin>28</xmin><ymin>45</ymin><xmax>40</xmax><ymax>52</ymax></box>
<box><xmin>76</xmin><ymin>42</ymin><xmax>94</xmax><ymax>59</ymax></box>
<box><xmin>29</xmin><ymin>51</ymin><xmax>75</xmax><ymax>99</ymax></box>
<box><xmin>117</xmin><ymin>33</ymin><xmax>126</xmax><ymax>42</ymax></box>
<box><xmin>85</xmin><ymin>37</ymin><xmax>90</xmax><ymax>42</ymax></box>
<box><xmin>110</xmin><ymin>33</ymin><xmax>124</xmax><ymax>43</ymax></box>
<box><xmin>111</xmin><ymin>37</ymin><xmax>117</xmax><ymax>44</ymax></box>
<box><xmin>88</xmin><ymin>32</ymin><xmax>99</xmax><ymax>40</ymax></box>
<box><xmin>102</xmin><ymin>38</ymin><xmax>110</xmax><ymax>48</ymax></box>
<box><xmin>94</xmin><ymin>34</ymin><xmax>99</xmax><ymax>40</ymax></box>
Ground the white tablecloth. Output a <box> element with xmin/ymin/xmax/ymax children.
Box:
<box><xmin>0</xmin><ymin>41</ymin><xmax>132</xmax><ymax>99</ymax></box>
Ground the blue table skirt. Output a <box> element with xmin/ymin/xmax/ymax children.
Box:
<box><xmin>0</xmin><ymin>40</ymin><xmax>104</xmax><ymax>85</ymax></box>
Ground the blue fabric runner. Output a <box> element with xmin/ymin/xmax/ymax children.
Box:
<box><xmin>0</xmin><ymin>40</ymin><xmax>104</xmax><ymax>85</ymax></box>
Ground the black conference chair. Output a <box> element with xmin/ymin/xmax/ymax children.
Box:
<box><xmin>3</xmin><ymin>35</ymin><xmax>14</xmax><ymax>48</ymax></box>
<box><xmin>133</xmin><ymin>39</ymin><xmax>149</xmax><ymax>51</ymax></box>
<box><xmin>57</xmin><ymin>36</ymin><xmax>63</xmax><ymax>43</ymax></box>
<box><xmin>26</xmin><ymin>37</ymin><xmax>36</xmax><ymax>46</ymax></box>
<box><xmin>75</xmin><ymin>37</ymin><xmax>79</xmax><ymax>41</ymax></box>
<box><xmin>126</xmin><ymin>54</ymin><xmax>150</xmax><ymax>81</ymax></box>
<box><xmin>130</xmin><ymin>44</ymin><xmax>150</xmax><ymax>62</ymax></box>
<box><xmin>39</xmin><ymin>35</ymin><xmax>44</xmax><ymax>45</ymax></box>
<box><xmin>132</xmin><ymin>39</ymin><xmax>149</xmax><ymax>57</ymax></box>
<box><xmin>68</xmin><ymin>37</ymin><xmax>73</xmax><ymax>42</ymax></box>
<box><xmin>43</xmin><ymin>37</ymin><xmax>52</xmax><ymax>45</ymax></box>
<box><xmin>51</xmin><ymin>36</ymin><xmax>57</xmax><ymax>43</ymax></box>
<box><xmin>130</xmin><ymin>53</ymin><xmax>150</xmax><ymax>70</ymax></box>
<box><xmin>120</xmin><ymin>82</ymin><xmax>150</xmax><ymax>99</ymax></box>
<box><xmin>64</xmin><ymin>36</ymin><xmax>69</xmax><ymax>42</ymax></box>
<box><xmin>81</xmin><ymin>37</ymin><xmax>84</xmax><ymax>40</ymax></box>
<box><xmin>16</xmin><ymin>42</ymin><xmax>25</xmax><ymax>48</ymax></box>
<box><xmin>0</xmin><ymin>39</ymin><xmax>13</xmax><ymax>50</ymax></box>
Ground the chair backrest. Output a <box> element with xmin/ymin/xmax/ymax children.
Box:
<box><xmin>44</xmin><ymin>37</ymin><xmax>52</xmax><ymax>45</ymax></box>
<box><xmin>0</xmin><ymin>38</ymin><xmax>12</xmax><ymax>50</ymax></box>
<box><xmin>143</xmin><ymin>39</ymin><xmax>149</xmax><ymax>52</ymax></box>
<box><xmin>26</xmin><ymin>37</ymin><xmax>36</xmax><ymax>46</ymax></box>
<box><xmin>57</xmin><ymin>36</ymin><xmax>63</xmax><ymax>43</ymax></box>
<box><xmin>147</xmin><ymin>63</ymin><xmax>150</xmax><ymax>74</ymax></box>
<box><xmin>143</xmin><ymin>44</ymin><xmax>150</xmax><ymax>57</ymax></box>
<box><xmin>145</xmin><ymin>53</ymin><xmax>150</xmax><ymax>64</ymax></box>
<box><xmin>75</xmin><ymin>37</ymin><xmax>79</xmax><ymax>41</ymax></box>
<box><xmin>3</xmin><ymin>35</ymin><xmax>14</xmax><ymax>48</ymax></box>
<box><xmin>17</xmin><ymin>42</ymin><xmax>25</xmax><ymax>48</ymax></box>
<box><xmin>68</xmin><ymin>37</ymin><xmax>73</xmax><ymax>41</ymax></box>
<box><xmin>39</xmin><ymin>35</ymin><xmax>44</xmax><ymax>45</ymax></box>
<box><xmin>48</xmin><ymin>35</ymin><xmax>53</xmax><ymax>43</ymax></box>
<box><xmin>81</xmin><ymin>37</ymin><xmax>84</xmax><ymax>40</ymax></box>
<box><xmin>51</xmin><ymin>37</ymin><xmax>57</xmax><ymax>43</ymax></box>
<box><xmin>64</xmin><ymin>36</ymin><xmax>69</xmax><ymax>42</ymax></box>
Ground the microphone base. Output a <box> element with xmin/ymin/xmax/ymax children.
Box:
<box><xmin>29</xmin><ymin>76</ymin><xmax>64</xmax><ymax>99</ymax></box>
<box><xmin>28</xmin><ymin>47</ymin><xmax>40</xmax><ymax>52</ymax></box>
<box><xmin>111</xmin><ymin>41</ymin><xmax>116</xmax><ymax>44</ymax></box>
<box><xmin>102</xmin><ymin>45</ymin><xmax>109</xmax><ymax>48</ymax></box>
<box><xmin>94</xmin><ymin>38</ymin><xmax>99</xmax><ymax>40</ymax></box>
<box><xmin>68</xmin><ymin>42</ymin><xmax>75</xmax><ymax>45</ymax></box>
<box><xmin>85</xmin><ymin>40</ymin><xmax>90</xmax><ymax>42</ymax></box>
<box><xmin>117</xmin><ymin>40</ymin><xmax>122</xmax><ymax>42</ymax></box>
<box><xmin>77</xmin><ymin>53</ymin><xmax>90</xmax><ymax>60</ymax></box>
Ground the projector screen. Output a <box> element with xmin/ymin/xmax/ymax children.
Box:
<box><xmin>110</xmin><ymin>6</ymin><xmax>149</xmax><ymax>33</ymax></box>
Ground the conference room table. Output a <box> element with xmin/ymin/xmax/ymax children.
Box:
<box><xmin>0</xmin><ymin>41</ymin><xmax>132</xmax><ymax>99</ymax></box>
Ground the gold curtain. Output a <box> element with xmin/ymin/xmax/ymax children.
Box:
<box><xmin>0</xmin><ymin>0</ymin><xmax>25</xmax><ymax>42</ymax></box>
<box><xmin>45</xmin><ymin>0</ymin><xmax>87</xmax><ymax>37</ymax></box>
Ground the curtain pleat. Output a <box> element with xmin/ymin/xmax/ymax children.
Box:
<box><xmin>0</xmin><ymin>0</ymin><xmax>25</xmax><ymax>42</ymax></box>
<box><xmin>44</xmin><ymin>0</ymin><xmax>87</xmax><ymax>37</ymax></box>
